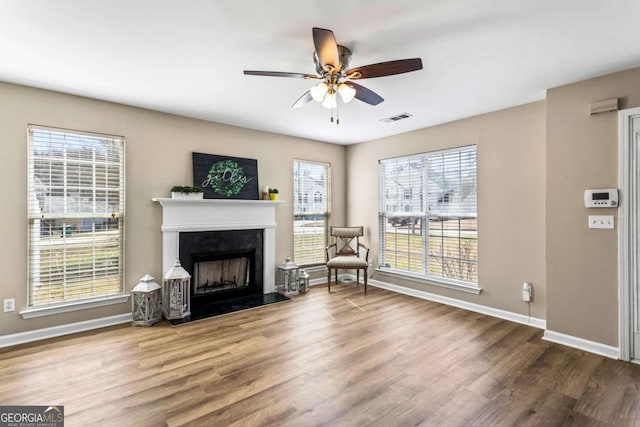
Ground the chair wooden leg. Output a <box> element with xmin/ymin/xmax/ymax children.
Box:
<box><xmin>335</xmin><ymin>270</ymin><xmax>338</xmax><ymax>284</ymax></box>
<box><xmin>364</xmin><ymin>267</ymin><xmax>368</xmax><ymax>294</ymax></box>
<box><xmin>327</xmin><ymin>269</ymin><xmax>331</xmax><ymax>293</ymax></box>
<box><xmin>357</xmin><ymin>270</ymin><xmax>360</xmax><ymax>285</ymax></box>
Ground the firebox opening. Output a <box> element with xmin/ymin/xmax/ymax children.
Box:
<box><xmin>179</xmin><ymin>229</ymin><xmax>263</xmax><ymax>307</ymax></box>
<box><xmin>193</xmin><ymin>253</ymin><xmax>252</xmax><ymax>295</ymax></box>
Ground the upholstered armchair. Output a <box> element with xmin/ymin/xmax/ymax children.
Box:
<box><xmin>326</xmin><ymin>226</ymin><xmax>369</xmax><ymax>293</ymax></box>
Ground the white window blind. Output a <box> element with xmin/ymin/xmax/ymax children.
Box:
<box><xmin>293</xmin><ymin>160</ymin><xmax>330</xmax><ymax>266</ymax></box>
<box><xmin>27</xmin><ymin>125</ymin><xmax>125</xmax><ymax>308</ymax></box>
<box><xmin>379</xmin><ymin>145</ymin><xmax>477</xmax><ymax>284</ymax></box>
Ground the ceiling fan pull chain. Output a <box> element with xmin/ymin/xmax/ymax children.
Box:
<box><xmin>336</xmin><ymin>101</ymin><xmax>340</xmax><ymax>125</ymax></box>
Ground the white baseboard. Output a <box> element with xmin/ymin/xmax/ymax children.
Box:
<box><xmin>542</xmin><ymin>330</ymin><xmax>620</xmax><ymax>359</ymax></box>
<box><xmin>309</xmin><ymin>276</ymin><xmax>328</xmax><ymax>287</ymax></box>
<box><xmin>0</xmin><ymin>313</ymin><xmax>131</xmax><ymax>349</ymax></box>
<box><xmin>368</xmin><ymin>278</ymin><xmax>546</xmax><ymax>330</ymax></box>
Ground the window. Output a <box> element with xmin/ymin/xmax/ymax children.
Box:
<box><xmin>27</xmin><ymin>125</ymin><xmax>125</xmax><ymax>309</ymax></box>
<box><xmin>379</xmin><ymin>145</ymin><xmax>477</xmax><ymax>285</ymax></box>
<box><xmin>293</xmin><ymin>160</ymin><xmax>330</xmax><ymax>267</ymax></box>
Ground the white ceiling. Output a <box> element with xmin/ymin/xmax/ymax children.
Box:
<box><xmin>0</xmin><ymin>1</ymin><xmax>638</xmax><ymax>145</ymax></box>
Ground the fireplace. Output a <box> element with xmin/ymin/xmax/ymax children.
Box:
<box><xmin>178</xmin><ymin>229</ymin><xmax>263</xmax><ymax>307</ymax></box>
<box><xmin>152</xmin><ymin>198</ymin><xmax>280</xmax><ymax>302</ymax></box>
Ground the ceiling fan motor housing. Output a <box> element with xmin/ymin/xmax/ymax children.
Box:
<box><xmin>314</xmin><ymin>45</ymin><xmax>352</xmax><ymax>76</ymax></box>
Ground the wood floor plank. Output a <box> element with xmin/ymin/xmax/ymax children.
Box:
<box><xmin>2</xmin><ymin>284</ymin><xmax>640</xmax><ymax>426</ymax></box>
<box><xmin>573</xmin><ymin>358</ymin><xmax>640</xmax><ymax>425</ymax></box>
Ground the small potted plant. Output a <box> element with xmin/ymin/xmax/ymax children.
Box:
<box><xmin>171</xmin><ymin>185</ymin><xmax>204</xmax><ymax>199</ymax></box>
<box><xmin>268</xmin><ymin>188</ymin><xmax>279</xmax><ymax>201</ymax></box>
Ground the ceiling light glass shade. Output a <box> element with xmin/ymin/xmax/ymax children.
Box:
<box><xmin>322</xmin><ymin>92</ymin><xmax>337</xmax><ymax>109</ymax></box>
<box><xmin>310</xmin><ymin>82</ymin><xmax>328</xmax><ymax>102</ymax></box>
<box><xmin>338</xmin><ymin>83</ymin><xmax>356</xmax><ymax>103</ymax></box>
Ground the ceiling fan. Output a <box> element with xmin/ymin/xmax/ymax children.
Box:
<box><xmin>244</xmin><ymin>27</ymin><xmax>423</xmax><ymax>123</ymax></box>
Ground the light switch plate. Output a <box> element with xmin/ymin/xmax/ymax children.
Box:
<box><xmin>588</xmin><ymin>215</ymin><xmax>615</xmax><ymax>229</ymax></box>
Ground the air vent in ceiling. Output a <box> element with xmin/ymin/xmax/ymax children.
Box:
<box><xmin>380</xmin><ymin>113</ymin><xmax>413</xmax><ymax>123</ymax></box>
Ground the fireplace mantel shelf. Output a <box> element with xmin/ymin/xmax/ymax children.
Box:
<box><xmin>152</xmin><ymin>197</ymin><xmax>285</xmax><ymax>232</ymax></box>
<box><xmin>152</xmin><ymin>198</ymin><xmax>286</xmax><ymax>206</ymax></box>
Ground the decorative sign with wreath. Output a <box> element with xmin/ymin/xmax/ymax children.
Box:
<box><xmin>192</xmin><ymin>152</ymin><xmax>259</xmax><ymax>200</ymax></box>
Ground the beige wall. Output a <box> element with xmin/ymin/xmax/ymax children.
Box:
<box><xmin>0</xmin><ymin>81</ymin><xmax>346</xmax><ymax>336</ymax></box>
<box><xmin>346</xmin><ymin>101</ymin><xmax>547</xmax><ymax>319</ymax></box>
<box><xmin>546</xmin><ymin>67</ymin><xmax>640</xmax><ymax>346</ymax></box>
<box><xmin>5</xmin><ymin>65</ymin><xmax>640</xmax><ymax>347</ymax></box>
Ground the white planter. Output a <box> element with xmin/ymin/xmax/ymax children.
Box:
<box><xmin>171</xmin><ymin>192</ymin><xmax>204</xmax><ymax>199</ymax></box>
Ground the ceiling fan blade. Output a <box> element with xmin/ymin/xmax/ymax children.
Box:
<box><xmin>292</xmin><ymin>91</ymin><xmax>313</xmax><ymax>108</ymax></box>
<box><xmin>312</xmin><ymin>27</ymin><xmax>340</xmax><ymax>71</ymax></box>
<box><xmin>244</xmin><ymin>70</ymin><xmax>320</xmax><ymax>79</ymax></box>
<box><xmin>350</xmin><ymin>82</ymin><xmax>384</xmax><ymax>106</ymax></box>
<box><xmin>347</xmin><ymin>58</ymin><xmax>423</xmax><ymax>79</ymax></box>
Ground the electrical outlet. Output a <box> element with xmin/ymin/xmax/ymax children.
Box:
<box><xmin>522</xmin><ymin>282</ymin><xmax>532</xmax><ymax>302</ymax></box>
<box><xmin>3</xmin><ymin>298</ymin><xmax>15</xmax><ymax>312</ymax></box>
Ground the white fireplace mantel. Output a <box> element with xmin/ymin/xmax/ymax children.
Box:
<box><xmin>152</xmin><ymin>198</ymin><xmax>285</xmax><ymax>294</ymax></box>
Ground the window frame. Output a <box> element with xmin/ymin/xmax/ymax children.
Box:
<box><xmin>378</xmin><ymin>145</ymin><xmax>480</xmax><ymax>294</ymax></box>
<box><xmin>293</xmin><ymin>159</ymin><xmax>331</xmax><ymax>268</ymax></box>
<box><xmin>23</xmin><ymin>125</ymin><xmax>127</xmax><ymax>318</ymax></box>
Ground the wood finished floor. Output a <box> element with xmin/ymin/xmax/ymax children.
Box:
<box><xmin>2</xmin><ymin>284</ymin><xmax>640</xmax><ymax>426</ymax></box>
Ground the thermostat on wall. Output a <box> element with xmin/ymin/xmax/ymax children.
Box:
<box><xmin>584</xmin><ymin>188</ymin><xmax>618</xmax><ymax>208</ymax></box>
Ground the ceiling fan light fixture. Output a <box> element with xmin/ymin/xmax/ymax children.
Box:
<box><xmin>338</xmin><ymin>83</ymin><xmax>356</xmax><ymax>103</ymax></box>
<box><xmin>310</xmin><ymin>82</ymin><xmax>328</xmax><ymax>102</ymax></box>
<box><xmin>322</xmin><ymin>92</ymin><xmax>337</xmax><ymax>109</ymax></box>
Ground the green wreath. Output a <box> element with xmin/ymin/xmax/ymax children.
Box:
<box><xmin>207</xmin><ymin>160</ymin><xmax>246</xmax><ymax>197</ymax></box>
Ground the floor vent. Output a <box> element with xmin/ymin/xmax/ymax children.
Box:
<box><xmin>380</xmin><ymin>113</ymin><xmax>413</xmax><ymax>123</ymax></box>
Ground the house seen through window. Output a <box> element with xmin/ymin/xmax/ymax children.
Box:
<box><xmin>27</xmin><ymin>125</ymin><xmax>125</xmax><ymax>308</ymax></box>
<box><xmin>293</xmin><ymin>160</ymin><xmax>331</xmax><ymax>267</ymax></box>
<box><xmin>378</xmin><ymin>145</ymin><xmax>478</xmax><ymax>284</ymax></box>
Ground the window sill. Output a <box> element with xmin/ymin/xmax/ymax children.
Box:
<box><xmin>20</xmin><ymin>294</ymin><xmax>130</xmax><ymax>319</ymax></box>
<box><xmin>375</xmin><ymin>268</ymin><xmax>482</xmax><ymax>295</ymax></box>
